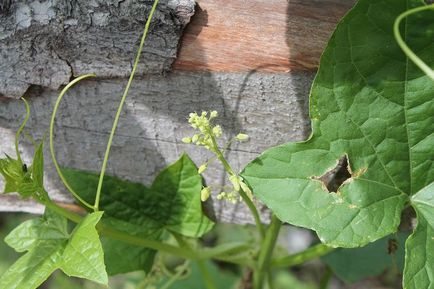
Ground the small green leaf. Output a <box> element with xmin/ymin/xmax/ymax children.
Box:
<box><xmin>0</xmin><ymin>142</ymin><xmax>45</xmax><ymax>199</ymax></box>
<box><xmin>0</xmin><ymin>210</ymin><xmax>108</xmax><ymax>289</ymax></box>
<box><xmin>404</xmin><ymin>182</ymin><xmax>434</xmax><ymax>289</ymax></box>
<box><xmin>5</xmin><ymin>209</ymin><xmax>68</xmax><ymax>253</ymax></box>
<box><xmin>0</xmin><ymin>156</ymin><xmax>25</xmax><ymax>194</ymax></box>
<box><xmin>60</xmin><ymin>212</ymin><xmax>108</xmax><ymax>285</ymax></box>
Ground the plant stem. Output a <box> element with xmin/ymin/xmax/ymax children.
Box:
<box><xmin>253</xmin><ymin>214</ymin><xmax>282</xmax><ymax>289</ymax></box>
<box><xmin>271</xmin><ymin>243</ymin><xmax>334</xmax><ymax>268</ymax></box>
<box><xmin>94</xmin><ymin>0</ymin><xmax>160</xmax><ymax>211</ymax></box>
<box><xmin>319</xmin><ymin>266</ymin><xmax>333</xmax><ymax>289</ymax></box>
<box><xmin>394</xmin><ymin>3</ymin><xmax>434</xmax><ymax>80</ymax></box>
<box><xmin>43</xmin><ymin>200</ymin><xmax>253</xmax><ymax>265</ymax></box>
<box><xmin>15</xmin><ymin>98</ymin><xmax>30</xmax><ymax>164</ymax></box>
<box><xmin>49</xmin><ymin>74</ymin><xmax>96</xmax><ymax>210</ymax></box>
<box><xmin>208</xmin><ymin>131</ymin><xmax>265</xmax><ymax>238</ymax></box>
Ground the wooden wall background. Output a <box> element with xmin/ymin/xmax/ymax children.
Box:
<box><xmin>0</xmin><ymin>0</ymin><xmax>355</xmax><ymax>224</ymax></box>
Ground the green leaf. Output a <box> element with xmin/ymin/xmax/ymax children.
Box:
<box><xmin>323</xmin><ymin>232</ymin><xmax>408</xmax><ymax>283</ymax></box>
<box><xmin>100</xmin><ymin>217</ymin><xmax>160</xmax><ymax>276</ymax></box>
<box><xmin>62</xmin><ymin>153</ymin><xmax>213</xmax><ymax>275</ymax></box>
<box><xmin>242</xmin><ymin>0</ymin><xmax>434</xmax><ymax>247</ymax></box>
<box><xmin>151</xmin><ymin>153</ymin><xmax>214</xmax><ymax>237</ymax></box>
<box><xmin>0</xmin><ymin>156</ymin><xmax>26</xmax><ymax>194</ymax></box>
<box><xmin>404</xmin><ymin>182</ymin><xmax>434</xmax><ymax>289</ymax></box>
<box><xmin>0</xmin><ymin>142</ymin><xmax>45</xmax><ymax>199</ymax></box>
<box><xmin>0</xmin><ymin>210</ymin><xmax>108</xmax><ymax>289</ymax></box>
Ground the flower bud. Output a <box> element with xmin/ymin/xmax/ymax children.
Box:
<box><xmin>201</xmin><ymin>187</ymin><xmax>211</xmax><ymax>202</ymax></box>
<box><xmin>236</xmin><ymin>133</ymin><xmax>249</xmax><ymax>141</ymax></box>
<box><xmin>229</xmin><ymin>175</ymin><xmax>241</xmax><ymax>191</ymax></box>
<box><xmin>198</xmin><ymin>164</ymin><xmax>207</xmax><ymax>174</ymax></box>
<box><xmin>182</xmin><ymin>137</ymin><xmax>192</xmax><ymax>144</ymax></box>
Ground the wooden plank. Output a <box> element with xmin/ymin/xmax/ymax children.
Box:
<box><xmin>174</xmin><ymin>0</ymin><xmax>356</xmax><ymax>72</ymax></box>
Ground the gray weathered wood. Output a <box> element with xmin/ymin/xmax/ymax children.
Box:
<box><xmin>0</xmin><ymin>0</ymin><xmax>195</xmax><ymax>98</ymax></box>
<box><xmin>0</xmin><ymin>71</ymin><xmax>314</xmax><ymax>224</ymax></box>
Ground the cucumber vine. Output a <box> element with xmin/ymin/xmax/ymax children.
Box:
<box><xmin>1</xmin><ymin>0</ymin><xmax>434</xmax><ymax>288</ymax></box>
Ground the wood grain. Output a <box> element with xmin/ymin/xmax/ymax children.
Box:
<box><xmin>174</xmin><ymin>0</ymin><xmax>356</xmax><ymax>72</ymax></box>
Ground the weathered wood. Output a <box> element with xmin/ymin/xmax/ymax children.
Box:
<box><xmin>0</xmin><ymin>0</ymin><xmax>195</xmax><ymax>98</ymax></box>
<box><xmin>0</xmin><ymin>0</ymin><xmax>359</xmax><ymax>224</ymax></box>
<box><xmin>0</xmin><ymin>71</ymin><xmax>314</xmax><ymax>224</ymax></box>
<box><xmin>174</xmin><ymin>0</ymin><xmax>356</xmax><ymax>72</ymax></box>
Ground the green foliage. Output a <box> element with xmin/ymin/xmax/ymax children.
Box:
<box><xmin>404</xmin><ymin>182</ymin><xmax>434</xmax><ymax>289</ymax></box>
<box><xmin>0</xmin><ymin>142</ymin><xmax>45</xmax><ymax>199</ymax></box>
<box><xmin>1</xmin><ymin>0</ymin><xmax>434</xmax><ymax>288</ymax></box>
<box><xmin>155</xmin><ymin>261</ymin><xmax>239</xmax><ymax>289</ymax></box>
<box><xmin>0</xmin><ymin>210</ymin><xmax>107</xmax><ymax>289</ymax></box>
<box><xmin>242</xmin><ymin>0</ymin><xmax>434</xmax><ymax>287</ymax></box>
<box><xmin>323</xmin><ymin>232</ymin><xmax>408</xmax><ymax>283</ymax></box>
<box><xmin>61</xmin><ymin>154</ymin><xmax>214</xmax><ymax>275</ymax></box>
<box><xmin>243</xmin><ymin>0</ymin><xmax>434</xmax><ymax>248</ymax></box>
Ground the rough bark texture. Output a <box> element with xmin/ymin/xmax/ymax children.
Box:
<box><xmin>0</xmin><ymin>71</ymin><xmax>313</xmax><ymax>224</ymax></box>
<box><xmin>0</xmin><ymin>0</ymin><xmax>356</xmax><ymax>224</ymax></box>
<box><xmin>0</xmin><ymin>0</ymin><xmax>195</xmax><ymax>98</ymax></box>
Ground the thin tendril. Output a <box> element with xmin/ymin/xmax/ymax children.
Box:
<box><xmin>94</xmin><ymin>0</ymin><xmax>160</xmax><ymax>211</ymax></box>
<box><xmin>49</xmin><ymin>74</ymin><xmax>96</xmax><ymax>210</ymax></box>
<box><xmin>394</xmin><ymin>3</ymin><xmax>434</xmax><ymax>80</ymax></box>
<box><xmin>15</xmin><ymin>97</ymin><xmax>31</xmax><ymax>163</ymax></box>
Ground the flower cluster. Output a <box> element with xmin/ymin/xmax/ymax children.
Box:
<box><xmin>182</xmin><ymin>111</ymin><xmax>221</xmax><ymax>151</ymax></box>
<box><xmin>183</xmin><ymin>110</ymin><xmax>252</xmax><ymax>204</ymax></box>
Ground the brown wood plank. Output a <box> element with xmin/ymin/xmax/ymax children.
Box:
<box><xmin>174</xmin><ymin>0</ymin><xmax>356</xmax><ymax>72</ymax></box>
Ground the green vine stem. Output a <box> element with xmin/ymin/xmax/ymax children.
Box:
<box><xmin>208</xmin><ymin>130</ymin><xmax>266</xmax><ymax>238</ymax></box>
<box><xmin>319</xmin><ymin>266</ymin><xmax>333</xmax><ymax>289</ymax></box>
<box><xmin>394</xmin><ymin>3</ymin><xmax>434</xmax><ymax>80</ymax></box>
<box><xmin>271</xmin><ymin>243</ymin><xmax>334</xmax><ymax>268</ymax></box>
<box><xmin>49</xmin><ymin>74</ymin><xmax>96</xmax><ymax>210</ymax></box>
<box><xmin>42</xmin><ymin>199</ymin><xmax>252</xmax><ymax>265</ymax></box>
<box><xmin>94</xmin><ymin>0</ymin><xmax>159</xmax><ymax>211</ymax></box>
<box><xmin>15</xmin><ymin>98</ymin><xmax>31</xmax><ymax>164</ymax></box>
<box><xmin>253</xmin><ymin>214</ymin><xmax>282</xmax><ymax>289</ymax></box>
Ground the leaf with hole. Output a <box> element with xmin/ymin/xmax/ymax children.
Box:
<box><xmin>242</xmin><ymin>0</ymin><xmax>434</xmax><ymax>248</ymax></box>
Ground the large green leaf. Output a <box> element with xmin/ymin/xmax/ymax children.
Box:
<box><xmin>62</xmin><ymin>153</ymin><xmax>214</xmax><ymax>275</ymax></box>
<box><xmin>0</xmin><ymin>210</ymin><xmax>107</xmax><ymax>289</ymax></box>
<box><xmin>404</xmin><ymin>182</ymin><xmax>434</xmax><ymax>289</ymax></box>
<box><xmin>242</xmin><ymin>0</ymin><xmax>434</xmax><ymax>248</ymax></box>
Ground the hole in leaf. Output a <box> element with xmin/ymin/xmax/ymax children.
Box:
<box><xmin>315</xmin><ymin>155</ymin><xmax>352</xmax><ymax>193</ymax></box>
